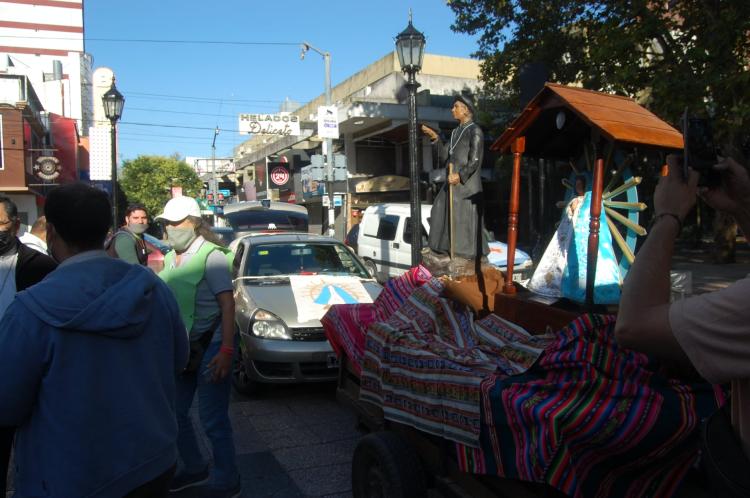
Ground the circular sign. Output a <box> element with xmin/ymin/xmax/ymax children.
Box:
<box><xmin>270</xmin><ymin>166</ymin><xmax>289</xmax><ymax>186</ymax></box>
<box><xmin>33</xmin><ymin>156</ymin><xmax>61</xmax><ymax>181</ymax></box>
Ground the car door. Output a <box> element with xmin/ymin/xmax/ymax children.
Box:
<box><xmin>376</xmin><ymin>214</ymin><xmax>401</xmax><ymax>278</ymax></box>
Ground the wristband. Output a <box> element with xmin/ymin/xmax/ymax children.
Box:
<box><xmin>652</xmin><ymin>213</ymin><xmax>683</xmax><ymax>232</ymax></box>
<box><xmin>219</xmin><ymin>345</ymin><xmax>235</xmax><ymax>356</ymax></box>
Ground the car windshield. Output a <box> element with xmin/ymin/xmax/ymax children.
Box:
<box><xmin>244</xmin><ymin>242</ymin><xmax>369</xmax><ymax>278</ymax></box>
<box><xmin>226</xmin><ymin>210</ymin><xmax>308</xmax><ymax>232</ymax></box>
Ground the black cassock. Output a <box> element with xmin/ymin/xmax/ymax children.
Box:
<box><xmin>427</xmin><ymin>121</ymin><xmax>489</xmax><ymax>259</ymax></box>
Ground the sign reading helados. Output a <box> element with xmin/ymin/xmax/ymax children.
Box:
<box><xmin>239</xmin><ymin>112</ymin><xmax>300</xmax><ymax>136</ymax></box>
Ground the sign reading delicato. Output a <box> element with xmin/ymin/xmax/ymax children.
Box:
<box><xmin>239</xmin><ymin>113</ymin><xmax>300</xmax><ymax>136</ymax></box>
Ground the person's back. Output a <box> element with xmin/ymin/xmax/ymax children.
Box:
<box><xmin>0</xmin><ymin>183</ymin><xmax>188</xmax><ymax>497</ymax></box>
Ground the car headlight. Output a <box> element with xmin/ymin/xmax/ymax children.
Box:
<box><xmin>250</xmin><ymin>309</ymin><xmax>291</xmax><ymax>340</ymax></box>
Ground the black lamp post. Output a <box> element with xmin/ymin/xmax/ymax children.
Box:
<box><xmin>102</xmin><ymin>79</ymin><xmax>125</xmax><ymax>232</ymax></box>
<box><xmin>396</xmin><ymin>13</ymin><xmax>426</xmax><ymax>267</ymax></box>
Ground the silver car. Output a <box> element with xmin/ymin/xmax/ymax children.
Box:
<box><xmin>232</xmin><ymin>232</ymin><xmax>381</xmax><ymax>394</ymax></box>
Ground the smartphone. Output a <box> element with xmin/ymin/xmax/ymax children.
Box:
<box><xmin>682</xmin><ymin>109</ymin><xmax>721</xmax><ymax>186</ymax></box>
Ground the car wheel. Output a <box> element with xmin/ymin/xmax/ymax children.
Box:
<box><xmin>232</xmin><ymin>341</ymin><xmax>259</xmax><ymax>396</ymax></box>
<box><xmin>363</xmin><ymin>259</ymin><xmax>379</xmax><ymax>282</ymax></box>
<box><xmin>352</xmin><ymin>432</ymin><xmax>427</xmax><ymax>498</ymax></box>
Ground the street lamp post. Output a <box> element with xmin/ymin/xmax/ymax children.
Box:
<box><xmin>301</xmin><ymin>42</ymin><xmax>335</xmax><ymax>237</ymax></box>
<box><xmin>102</xmin><ymin>79</ymin><xmax>125</xmax><ymax>232</ymax></box>
<box><xmin>395</xmin><ymin>13</ymin><xmax>426</xmax><ymax>266</ymax></box>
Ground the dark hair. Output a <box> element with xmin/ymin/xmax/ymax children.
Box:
<box><xmin>0</xmin><ymin>195</ymin><xmax>19</xmax><ymax>222</ymax></box>
<box><xmin>45</xmin><ymin>183</ymin><xmax>112</xmax><ymax>250</ymax></box>
<box><xmin>125</xmin><ymin>203</ymin><xmax>148</xmax><ymax>217</ymax></box>
<box><xmin>187</xmin><ymin>216</ymin><xmax>226</xmax><ymax>247</ymax></box>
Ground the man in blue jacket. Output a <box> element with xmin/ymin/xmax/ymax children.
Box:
<box><xmin>0</xmin><ymin>183</ymin><xmax>189</xmax><ymax>497</ymax></box>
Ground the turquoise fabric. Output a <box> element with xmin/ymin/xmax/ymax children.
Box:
<box><xmin>561</xmin><ymin>192</ymin><xmax>622</xmax><ymax>304</ymax></box>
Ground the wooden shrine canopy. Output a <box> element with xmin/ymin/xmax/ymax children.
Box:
<box><xmin>491</xmin><ymin>83</ymin><xmax>683</xmax><ymax>156</ymax></box>
<box><xmin>490</xmin><ymin>83</ymin><xmax>683</xmax><ymax>304</ymax></box>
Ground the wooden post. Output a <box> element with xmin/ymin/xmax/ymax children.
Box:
<box><xmin>586</xmin><ymin>140</ymin><xmax>605</xmax><ymax>306</ymax></box>
<box><xmin>503</xmin><ymin>136</ymin><xmax>525</xmax><ymax>295</ymax></box>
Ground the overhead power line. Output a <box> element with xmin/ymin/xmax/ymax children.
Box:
<box><xmin>124</xmin><ymin>91</ymin><xmax>297</xmax><ymax>104</ymax></box>
<box><xmin>119</xmin><ymin>120</ymin><xmax>243</xmax><ymax>133</ymax></box>
<box><xmin>0</xmin><ymin>34</ymin><xmax>300</xmax><ymax>46</ymax></box>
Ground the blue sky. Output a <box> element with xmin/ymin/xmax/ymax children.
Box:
<box><xmin>84</xmin><ymin>1</ymin><xmax>481</xmax><ymax>162</ymax></box>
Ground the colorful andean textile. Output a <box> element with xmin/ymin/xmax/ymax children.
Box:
<box><xmin>322</xmin><ymin>265</ymin><xmax>432</xmax><ymax>375</ymax></box>
<box><xmin>457</xmin><ymin>314</ymin><xmax>718</xmax><ymax>498</ymax></box>
<box><xmin>359</xmin><ymin>278</ymin><xmax>553</xmax><ymax>446</ymax></box>
<box><xmin>528</xmin><ymin>191</ymin><xmax>621</xmax><ymax>304</ymax></box>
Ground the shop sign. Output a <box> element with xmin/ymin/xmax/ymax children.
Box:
<box><xmin>239</xmin><ymin>113</ymin><xmax>300</xmax><ymax>136</ymax></box>
<box><xmin>33</xmin><ymin>156</ymin><xmax>61</xmax><ymax>181</ymax></box>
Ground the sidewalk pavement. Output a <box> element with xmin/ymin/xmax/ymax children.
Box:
<box><xmin>671</xmin><ymin>239</ymin><xmax>750</xmax><ymax>295</ymax></box>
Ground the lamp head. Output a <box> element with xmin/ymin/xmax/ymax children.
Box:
<box><xmin>395</xmin><ymin>15</ymin><xmax>426</xmax><ymax>75</ymax></box>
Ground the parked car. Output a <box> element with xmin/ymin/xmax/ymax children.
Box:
<box><xmin>222</xmin><ymin>200</ymin><xmax>308</xmax><ymax>237</ymax></box>
<box><xmin>232</xmin><ymin>232</ymin><xmax>381</xmax><ymax>394</ymax></box>
<box><xmin>357</xmin><ymin>203</ymin><xmax>533</xmax><ymax>282</ymax></box>
<box><xmin>143</xmin><ymin>233</ymin><xmax>171</xmax><ymax>273</ymax></box>
<box><xmin>210</xmin><ymin>225</ymin><xmax>236</xmax><ymax>246</ymax></box>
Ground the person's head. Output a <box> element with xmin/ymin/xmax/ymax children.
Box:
<box><xmin>124</xmin><ymin>203</ymin><xmax>149</xmax><ymax>234</ymax></box>
<box><xmin>0</xmin><ymin>195</ymin><xmax>21</xmax><ymax>255</ymax></box>
<box><xmin>451</xmin><ymin>95</ymin><xmax>475</xmax><ymax>124</ymax></box>
<box><xmin>156</xmin><ymin>196</ymin><xmax>223</xmax><ymax>252</ymax></box>
<box><xmin>575</xmin><ymin>175</ymin><xmax>587</xmax><ymax>196</ymax></box>
<box><xmin>30</xmin><ymin>216</ymin><xmax>48</xmax><ymax>239</ymax></box>
<box><xmin>44</xmin><ymin>183</ymin><xmax>112</xmax><ymax>262</ymax></box>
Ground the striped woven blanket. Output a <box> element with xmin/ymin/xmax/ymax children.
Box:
<box><xmin>457</xmin><ymin>314</ymin><xmax>719</xmax><ymax>498</ymax></box>
<box><xmin>322</xmin><ymin>266</ymin><xmax>432</xmax><ymax>375</ymax></box>
<box><xmin>359</xmin><ymin>278</ymin><xmax>553</xmax><ymax>446</ymax></box>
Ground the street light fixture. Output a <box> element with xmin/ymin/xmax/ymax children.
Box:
<box><xmin>395</xmin><ymin>12</ymin><xmax>426</xmax><ymax>266</ymax></box>
<box><xmin>102</xmin><ymin>78</ymin><xmax>125</xmax><ymax>232</ymax></box>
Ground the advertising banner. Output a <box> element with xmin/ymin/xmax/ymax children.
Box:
<box><xmin>239</xmin><ymin>113</ymin><xmax>300</xmax><ymax>136</ymax></box>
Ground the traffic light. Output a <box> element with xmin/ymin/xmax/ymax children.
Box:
<box><xmin>207</xmin><ymin>193</ymin><xmax>214</xmax><ymax>203</ymax></box>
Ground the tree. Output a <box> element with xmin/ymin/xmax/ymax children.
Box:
<box><xmin>119</xmin><ymin>155</ymin><xmax>203</xmax><ymax>218</ymax></box>
<box><xmin>448</xmin><ymin>0</ymin><xmax>750</xmax><ymax>145</ymax></box>
<box><xmin>449</xmin><ymin>0</ymin><xmax>750</xmax><ymax>261</ymax></box>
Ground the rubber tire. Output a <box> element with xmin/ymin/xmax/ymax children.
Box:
<box><xmin>232</xmin><ymin>341</ymin><xmax>259</xmax><ymax>396</ymax></box>
<box><xmin>352</xmin><ymin>431</ymin><xmax>427</xmax><ymax>498</ymax></box>
<box><xmin>363</xmin><ymin>259</ymin><xmax>379</xmax><ymax>282</ymax></box>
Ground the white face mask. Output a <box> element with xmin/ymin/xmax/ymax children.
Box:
<box><xmin>128</xmin><ymin>223</ymin><xmax>149</xmax><ymax>235</ymax></box>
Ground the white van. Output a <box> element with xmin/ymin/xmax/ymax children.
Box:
<box><xmin>357</xmin><ymin>203</ymin><xmax>533</xmax><ymax>282</ymax></box>
<box><xmin>357</xmin><ymin>204</ymin><xmax>430</xmax><ymax>281</ymax></box>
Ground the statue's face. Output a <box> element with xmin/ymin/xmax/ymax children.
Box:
<box><xmin>451</xmin><ymin>101</ymin><xmax>471</xmax><ymax>122</ymax></box>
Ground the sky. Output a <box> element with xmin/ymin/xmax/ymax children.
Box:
<box><xmin>83</xmin><ymin>1</ymin><xmax>481</xmax><ymax>162</ymax></box>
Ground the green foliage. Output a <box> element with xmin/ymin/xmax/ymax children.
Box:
<box><xmin>448</xmin><ymin>0</ymin><xmax>750</xmax><ymax>146</ymax></box>
<box><xmin>119</xmin><ymin>155</ymin><xmax>203</xmax><ymax>216</ymax></box>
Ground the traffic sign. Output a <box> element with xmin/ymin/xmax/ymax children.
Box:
<box><xmin>333</xmin><ymin>195</ymin><xmax>342</xmax><ymax>207</ymax></box>
<box><xmin>270</xmin><ymin>165</ymin><xmax>290</xmax><ymax>186</ymax></box>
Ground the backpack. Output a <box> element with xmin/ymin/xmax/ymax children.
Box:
<box><xmin>104</xmin><ymin>229</ymin><xmax>148</xmax><ymax>265</ymax></box>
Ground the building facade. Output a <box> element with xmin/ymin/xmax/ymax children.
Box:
<box><xmin>233</xmin><ymin>52</ymin><xmax>483</xmax><ymax>237</ymax></box>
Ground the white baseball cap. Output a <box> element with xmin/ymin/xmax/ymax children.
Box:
<box><xmin>156</xmin><ymin>196</ymin><xmax>201</xmax><ymax>222</ymax></box>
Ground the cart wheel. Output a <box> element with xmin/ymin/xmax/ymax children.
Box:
<box><xmin>352</xmin><ymin>431</ymin><xmax>427</xmax><ymax>498</ymax></box>
<box><xmin>232</xmin><ymin>340</ymin><xmax>259</xmax><ymax>396</ymax></box>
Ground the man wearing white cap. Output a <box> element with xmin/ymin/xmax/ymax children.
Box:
<box><xmin>156</xmin><ymin>196</ymin><xmax>240</xmax><ymax>498</ymax></box>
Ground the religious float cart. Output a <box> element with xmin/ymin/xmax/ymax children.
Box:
<box><xmin>323</xmin><ymin>84</ymin><xmax>717</xmax><ymax>498</ymax></box>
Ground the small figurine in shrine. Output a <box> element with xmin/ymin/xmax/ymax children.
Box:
<box><xmin>528</xmin><ymin>174</ymin><xmax>622</xmax><ymax>304</ymax></box>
